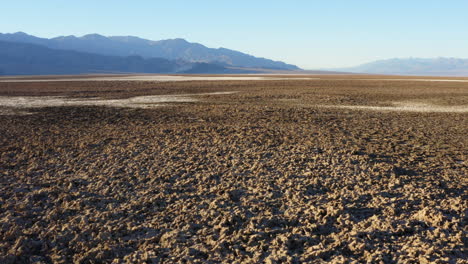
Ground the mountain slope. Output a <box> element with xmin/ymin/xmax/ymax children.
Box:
<box><xmin>341</xmin><ymin>58</ymin><xmax>468</xmax><ymax>76</ymax></box>
<box><xmin>0</xmin><ymin>32</ymin><xmax>300</xmax><ymax>70</ymax></box>
<box><xmin>0</xmin><ymin>40</ymin><xmax>199</xmax><ymax>75</ymax></box>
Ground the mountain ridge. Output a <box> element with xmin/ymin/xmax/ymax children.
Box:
<box><xmin>0</xmin><ymin>40</ymin><xmax>257</xmax><ymax>75</ymax></box>
<box><xmin>0</xmin><ymin>32</ymin><xmax>300</xmax><ymax>70</ymax></box>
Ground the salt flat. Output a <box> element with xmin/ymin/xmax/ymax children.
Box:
<box><xmin>0</xmin><ymin>77</ymin><xmax>466</xmax><ymax>263</ymax></box>
<box><xmin>2</xmin><ymin>74</ymin><xmax>468</xmax><ymax>83</ymax></box>
<box><xmin>0</xmin><ymin>75</ymin><xmax>318</xmax><ymax>82</ymax></box>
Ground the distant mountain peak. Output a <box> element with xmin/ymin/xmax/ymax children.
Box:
<box><xmin>110</xmin><ymin>35</ymin><xmax>147</xmax><ymax>41</ymax></box>
<box><xmin>177</xmin><ymin>38</ymin><xmax>190</xmax><ymax>43</ymax></box>
<box><xmin>171</xmin><ymin>38</ymin><xmax>188</xmax><ymax>42</ymax></box>
<box><xmin>53</xmin><ymin>35</ymin><xmax>78</xmax><ymax>40</ymax></box>
<box><xmin>13</xmin><ymin>31</ymin><xmax>29</xmax><ymax>36</ymax></box>
<box><xmin>2</xmin><ymin>32</ymin><xmax>36</xmax><ymax>38</ymax></box>
<box><xmin>81</xmin><ymin>33</ymin><xmax>107</xmax><ymax>40</ymax></box>
<box><xmin>155</xmin><ymin>38</ymin><xmax>191</xmax><ymax>45</ymax></box>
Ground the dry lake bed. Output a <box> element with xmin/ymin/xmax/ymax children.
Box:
<box><xmin>0</xmin><ymin>75</ymin><xmax>467</xmax><ymax>263</ymax></box>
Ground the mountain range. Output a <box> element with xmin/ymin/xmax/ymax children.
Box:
<box><xmin>0</xmin><ymin>32</ymin><xmax>299</xmax><ymax>75</ymax></box>
<box><xmin>338</xmin><ymin>57</ymin><xmax>468</xmax><ymax>76</ymax></box>
<box><xmin>2</xmin><ymin>32</ymin><xmax>468</xmax><ymax>76</ymax></box>
<box><xmin>0</xmin><ymin>40</ymin><xmax>250</xmax><ymax>75</ymax></box>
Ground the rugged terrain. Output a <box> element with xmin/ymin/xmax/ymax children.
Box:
<box><xmin>0</xmin><ymin>76</ymin><xmax>467</xmax><ymax>263</ymax></box>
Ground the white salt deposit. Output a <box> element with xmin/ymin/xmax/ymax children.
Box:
<box><xmin>2</xmin><ymin>75</ymin><xmax>467</xmax><ymax>83</ymax></box>
<box><xmin>318</xmin><ymin>101</ymin><xmax>468</xmax><ymax>113</ymax></box>
<box><xmin>0</xmin><ymin>91</ymin><xmax>237</xmax><ymax>115</ymax></box>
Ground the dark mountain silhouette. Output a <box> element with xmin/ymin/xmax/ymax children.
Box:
<box><xmin>0</xmin><ymin>32</ymin><xmax>300</xmax><ymax>70</ymax></box>
<box><xmin>339</xmin><ymin>57</ymin><xmax>468</xmax><ymax>76</ymax></box>
<box><xmin>0</xmin><ymin>40</ymin><xmax>250</xmax><ymax>75</ymax></box>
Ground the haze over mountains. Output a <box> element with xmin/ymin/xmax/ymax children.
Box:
<box><xmin>0</xmin><ymin>32</ymin><xmax>299</xmax><ymax>75</ymax></box>
<box><xmin>338</xmin><ymin>58</ymin><xmax>468</xmax><ymax>76</ymax></box>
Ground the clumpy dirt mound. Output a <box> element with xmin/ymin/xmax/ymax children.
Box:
<box><xmin>0</xmin><ymin>78</ymin><xmax>467</xmax><ymax>263</ymax></box>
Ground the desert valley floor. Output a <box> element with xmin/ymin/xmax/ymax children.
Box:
<box><xmin>0</xmin><ymin>75</ymin><xmax>467</xmax><ymax>263</ymax></box>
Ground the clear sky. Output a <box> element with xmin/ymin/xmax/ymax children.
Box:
<box><xmin>2</xmin><ymin>1</ymin><xmax>468</xmax><ymax>69</ymax></box>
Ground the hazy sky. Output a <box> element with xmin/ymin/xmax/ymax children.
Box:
<box><xmin>2</xmin><ymin>1</ymin><xmax>468</xmax><ymax>69</ymax></box>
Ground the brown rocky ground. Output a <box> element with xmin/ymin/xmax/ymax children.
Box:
<box><xmin>0</xmin><ymin>77</ymin><xmax>467</xmax><ymax>263</ymax></box>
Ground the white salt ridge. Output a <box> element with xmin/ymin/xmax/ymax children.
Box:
<box><xmin>0</xmin><ymin>91</ymin><xmax>237</xmax><ymax>115</ymax></box>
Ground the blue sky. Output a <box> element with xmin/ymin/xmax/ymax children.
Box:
<box><xmin>2</xmin><ymin>1</ymin><xmax>468</xmax><ymax>69</ymax></box>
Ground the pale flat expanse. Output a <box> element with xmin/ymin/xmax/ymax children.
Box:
<box><xmin>1</xmin><ymin>74</ymin><xmax>468</xmax><ymax>83</ymax></box>
<box><xmin>0</xmin><ymin>75</ymin><xmax>318</xmax><ymax>83</ymax></box>
<box><xmin>349</xmin><ymin>78</ymin><xmax>468</xmax><ymax>83</ymax></box>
